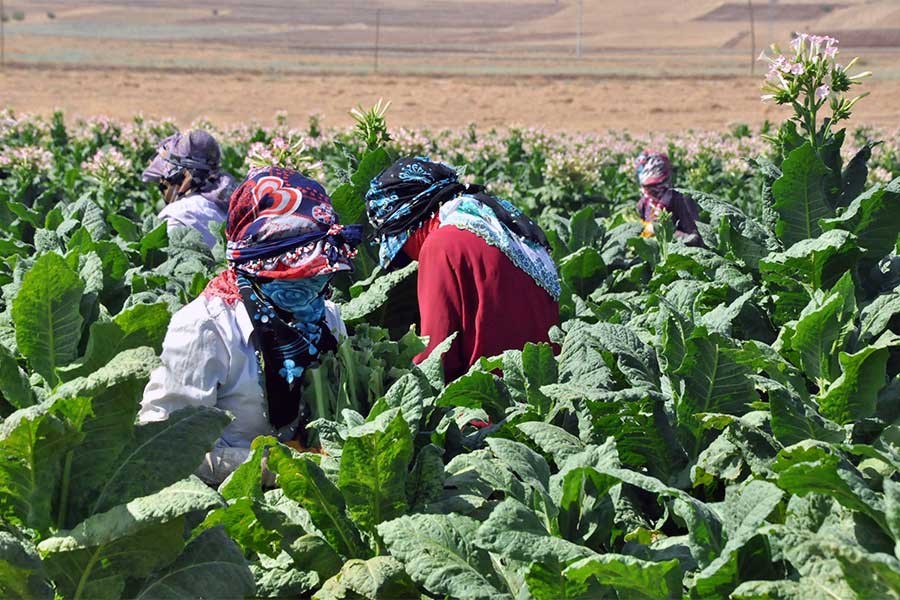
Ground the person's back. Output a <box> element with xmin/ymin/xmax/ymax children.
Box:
<box><xmin>157</xmin><ymin>192</ymin><xmax>227</xmax><ymax>248</ymax></box>
<box><xmin>415</xmin><ymin>224</ymin><xmax>558</xmax><ymax>380</ymax></box>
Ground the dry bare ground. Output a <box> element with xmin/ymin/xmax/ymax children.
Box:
<box><xmin>0</xmin><ymin>0</ymin><xmax>898</xmax><ymax>131</ymax></box>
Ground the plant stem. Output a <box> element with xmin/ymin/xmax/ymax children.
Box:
<box><xmin>56</xmin><ymin>450</ymin><xmax>73</xmax><ymax>529</ymax></box>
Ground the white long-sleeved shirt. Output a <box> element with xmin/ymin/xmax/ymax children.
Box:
<box><xmin>139</xmin><ymin>293</ymin><xmax>346</xmax><ymax>484</ymax></box>
<box><xmin>157</xmin><ymin>194</ymin><xmax>227</xmax><ymax>250</ymax></box>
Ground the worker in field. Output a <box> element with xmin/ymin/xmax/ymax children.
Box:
<box><xmin>139</xmin><ymin>166</ymin><xmax>361</xmax><ymax>484</ymax></box>
<box><xmin>141</xmin><ymin>129</ymin><xmax>237</xmax><ymax>249</ymax></box>
<box><xmin>635</xmin><ymin>151</ymin><xmax>703</xmax><ymax>247</ymax></box>
<box><xmin>366</xmin><ymin>157</ymin><xmax>560</xmax><ymax>382</ymax></box>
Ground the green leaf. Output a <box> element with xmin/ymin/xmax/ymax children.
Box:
<box><xmin>858</xmin><ymin>290</ymin><xmax>900</xmax><ymax>346</ymax></box>
<box><xmin>525</xmin><ymin>561</ymin><xmax>602</xmax><ymax>600</ymax></box>
<box><xmin>731</xmin><ymin>579</ymin><xmax>809</xmax><ymax>599</ymax></box>
<box><xmin>200</xmin><ymin>497</ymin><xmax>285</xmax><ymax>559</ymax></box>
<box><xmin>266</xmin><ymin>444</ymin><xmax>369</xmax><ymax>559</ymax></box>
<box><xmin>436</xmin><ymin>370</ymin><xmax>507</xmax><ymax>415</ymax></box>
<box><xmin>772</xmin><ymin>142</ymin><xmax>833</xmax><ymax>245</ymax></box>
<box><xmin>474</xmin><ymin>497</ymin><xmax>596</xmax><ymax>564</ymax></box>
<box><xmin>377</xmin><ymin>513</ymin><xmax>508</xmax><ymax>600</ymax></box>
<box><xmin>50</xmin><ymin>347</ymin><xmax>159</xmax><ymax>527</ymax></box>
<box><xmin>337</xmin><ymin>412</ymin><xmax>413</xmax><ymax>533</ymax></box>
<box><xmin>773</xmin><ymin>441</ymin><xmax>888</xmax><ymax>534</ymax></box>
<box><xmin>818</xmin><ymin>331</ymin><xmax>899</xmax><ymax>424</ymax></box>
<box><xmin>314</xmin><ymin>555</ymin><xmax>418</xmax><ymax>600</ymax></box>
<box><xmin>219</xmin><ymin>445</ymin><xmax>267</xmax><ymax>501</ymax></box>
<box><xmin>557</xmin><ymin>467</ymin><xmax>619</xmax><ymax>547</ymax></box>
<box><xmin>108</xmin><ymin>215</ymin><xmax>141</xmax><ymax>242</ymax></box>
<box><xmin>518</xmin><ymin>422</ymin><xmax>586</xmax><ymax>466</ymax></box>
<box><xmin>139</xmin><ymin>222</ymin><xmax>169</xmax><ymax>265</ymax></box>
<box><xmin>88</xmin><ymin>406</ymin><xmax>230</xmax><ymax>516</ymax></box>
<box><xmin>11</xmin><ymin>252</ymin><xmax>84</xmax><ymax>386</ymax></box>
<box><xmin>417</xmin><ymin>332</ymin><xmax>458</xmax><ymax>390</ymax></box>
<box><xmin>822</xmin><ymin>178</ymin><xmax>900</xmax><ymax>261</ymax></box>
<box><xmin>406</xmin><ymin>443</ymin><xmax>445</xmax><ymax>510</ymax></box>
<box><xmin>0</xmin><ymin>342</ymin><xmax>34</xmax><ymax>409</ymax></box>
<box><xmin>560</xmin><ymin>247</ymin><xmax>607</xmax><ymax>298</ymax></box>
<box><xmin>134</xmin><ymin>527</ymin><xmax>254</xmax><ymax>600</ymax></box>
<box><xmin>783</xmin><ymin>272</ymin><xmax>856</xmax><ymax>386</ymax></box>
<box><xmin>564</xmin><ymin>554</ymin><xmax>682</xmax><ymax>599</ymax></box>
<box><xmin>341</xmin><ymin>262</ymin><xmax>418</xmax><ymax>331</ymax></box>
<box><xmin>38</xmin><ymin>478</ymin><xmax>221</xmax><ymax>600</ymax></box>
<box><xmin>0</xmin><ymin>531</ymin><xmax>53</xmax><ymax>600</ymax></box>
<box><xmin>0</xmin><ymin>404</ymin><xmax>81</xmax><ymax>533</ymax></box>
<box><xmin>674</xmin><ymin>326</ymin><xmax>755</xmax><ymax>454</ymax></box>
<box><xmin>840</xmin><ymin>142</ymin><xmax>875</xmax><ymax>208</ymax></box>
<box><xmin>522</xmin><ymin>342</ymin><xmax>558</xmax><ymax>415</ymax></box>
<box><xmin>487</xmin><ymin>437</ymin><xmax>551</xmax><ymax>493</ymax></box>
<box><xmin>759</xmin><ymin>229</ymin><xmax>860</xmax><ymax>322</ymax></box>
<box><xmin>803</xmin><ymin>539</ymin><xmax>900</xmax><ymax>599</ymax></box>
<box><xmin>383</xmin><ymin>372</ymin><xmax>430</xmax><ymax>435</ymax></box>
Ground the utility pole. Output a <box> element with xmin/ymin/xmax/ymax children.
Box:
<box><xmin>1</xmin><ymin>0</ymin><xmax>5</xmax><ymax>69</ymax></box>
<box><xmin>374</xmin><ymin>8</ymin><xmax>381</xmax><ymax>73</ymax></box>
<box><xmin>575</xmin><ymin>0</ymin><xmax>583</xmax><ymax>59</ymax></box>
<box><xmin>768</xmin><ymin>0</ymin><xmax>776</xmax><ymax>48</ymax></box>
<box><xmin>748</xmin><ymin>0</ymin><xmax>756</xmax><ymax>75</ymax></box>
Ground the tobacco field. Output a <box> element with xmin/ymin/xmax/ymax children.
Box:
<box><xmin>1</xmin><ymin>37</ymin><xmax>900</xmax><ymax>600</ymax></box>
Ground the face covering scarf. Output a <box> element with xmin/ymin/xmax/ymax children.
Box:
<box><xmin>237</xmin><ymin>274</ymin><xmax>337</xmax><ymax>431</ymax></box>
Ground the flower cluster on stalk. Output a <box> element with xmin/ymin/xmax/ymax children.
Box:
<box><xmin>245</xmin><ymin>136</ymin><xmax>324</xmax><ymax>181</ymax></box>
<box><xmin>80</xmin><ymin>147</ymin><xmax>131</xmax><ymax>188</ymax></box>
<box><xmin>0</xmin><ymin>145</ymin><xmax>54</xmax><ymax>175</ymax></box>
<box><xmin>759</xmin><ymin>33</ymin><xmax>870</xmax><ymax>144</ymax></box>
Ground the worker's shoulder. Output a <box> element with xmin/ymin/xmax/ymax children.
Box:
<box><xmin>421</xmin><ymin>224</ymin><xmax>485</xmax><ymax>256</ymax></box>
<box><xmin>159</xmin><ymin>194</ymin><xmax>224</xmax><ymax>220</ymax></box>
<box><xmin>167</xmin><ymin>292</ymin><xmax>234</xmax><ymax>332</ymax></box>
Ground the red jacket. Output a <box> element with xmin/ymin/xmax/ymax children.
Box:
<box><xmin>404</xmin><ymin>218</ymin><xmax>560</xmax><ymax>382</ymax></box>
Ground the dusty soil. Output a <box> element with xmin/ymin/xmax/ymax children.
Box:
<box><xmin>1</xmin><ymin>0</ymin><xmax>898</xmax><ymax>132</ymax></box>
<box><xmin>2</xmin><ymin>65</ymin><xmax>899</xmax><ymax>133</ymax></box>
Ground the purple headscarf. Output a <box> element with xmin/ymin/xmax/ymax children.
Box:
<box><xmin>142</xmin><ymin>130</ymin><xmax>237</xmax><ymax>209</ymax></box>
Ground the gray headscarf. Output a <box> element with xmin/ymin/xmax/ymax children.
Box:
<box><xmin>142</xmin><ymin>129</ymin><xmax>237</xmax><ymax>208</ymax></box>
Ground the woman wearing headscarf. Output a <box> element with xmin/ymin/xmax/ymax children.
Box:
<box><xmin>635</xmin><ymin>151</ymin><xmax>703</xmax><ymax>247</ymax></box>
<box><xmin>366</xmin><ymin>157</ymin><xmax>560</xmax><ymax>382</ymax></box>
<box><xmin>139</xmin><ymin>166</ymin><xmax>361</xmax><ymax>484</ymax></box>
<box><xmin>142</xmin><ymin>129</ymin><xmax>237</xmax><ymax>249</ymax></box>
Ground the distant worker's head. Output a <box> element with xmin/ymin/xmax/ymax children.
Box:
<box><xmin>635</xmin><ymin>151</ymin><xmax>673</xmax><ymax>196</ymax></box>
<box><xmin>143</xmin><ymin>130</ymin><xmax>224</xmax><ymax>204</ymax></box>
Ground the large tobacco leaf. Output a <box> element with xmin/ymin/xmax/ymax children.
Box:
<box><xmin>377</xmin><ymin>513</ymin><xmax>508</xmax><ymax>600</ymax></box>
<box><xmin>771</xmin><ymin>142</ymin><xmax>832</xmax><ymax>246</ymax></box>
<box><xmin>337</xmin><ymin>411</ymin><xmax>413</xmax><ymax>533</ymax></box>
<box><xmin>133</xmin><ymin>527</ymin><xmax>254</xmax><ymax>600</ymax></box>
<box><xmin>50</xmin><ymin>347</ymin><xmax>159</xmax><ymax>528</ymax></box>
<box><xmin>37</xmin><ymin>478</ymin><xmax>222</xmax><ymax>600</ymax></box>
<box><xmin>0</xmin><ymin>403</ymin><xmax>82</xmax><ymax>533</ymax></box>
<box><xmin>265</xmin><ymin>442</ymin><xmax>369</xmax><ymax>560</ymax></box>
<box><xmin>11</xmin><ymin>252</ymin><xmax>85</xmax><ymax>386</ymax></box>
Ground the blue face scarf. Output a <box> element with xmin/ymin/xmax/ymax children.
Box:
<box><xmin>237</xmin><ymin>273</ymin><xmax>337</xmax><ymax>433</ymax></box>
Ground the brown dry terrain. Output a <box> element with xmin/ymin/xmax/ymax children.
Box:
<box><xmin>1</xmin><ymin>0</ymin><xmax>899</xmax><ymax>131</ymax></box>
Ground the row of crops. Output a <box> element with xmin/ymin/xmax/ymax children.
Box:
<box><xmin>1</xmin><ymin>61</ymin><xmax>900</xmax><ymax>598</ymax></box>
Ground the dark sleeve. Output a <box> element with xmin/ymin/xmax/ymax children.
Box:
<box><xmin>672</xmin><ymin>193</ymin><xmax>704</xmax><ymax>247</ymax></box>
<box><xmin>412</xmin><ymin>239</ymin><xmax>467</xmax><ymax>382</ymax></box>
<box><xmin>636</xmin><ymin>197</ymin><xmax>648</xmax><ymax>220</ymax></box>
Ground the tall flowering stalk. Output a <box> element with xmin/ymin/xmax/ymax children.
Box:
<box><xmin>245</xmin><ymin>136</ymin><xmax>324</xmax><ymax>180</ymax></box>
<box><xmin>759</xmin><ymin>33</ymin><xmax>870</xmax><ymax>152</ymax></box>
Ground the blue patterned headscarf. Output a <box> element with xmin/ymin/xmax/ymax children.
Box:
<box><xmin>365</xmin><ymin>157</ymin><xmax>465</xmax><ymax>268</ymax></box>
